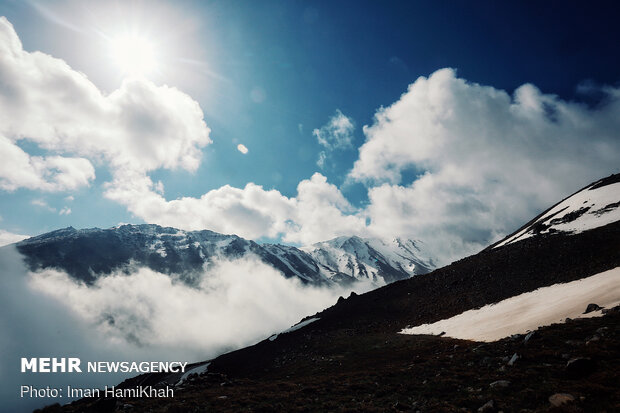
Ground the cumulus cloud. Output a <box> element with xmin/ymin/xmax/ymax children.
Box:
<box><xmin>0</xmin><ymin>16</ymin><xmax>211</xmax><ymax>192</ymax></box>
<box><xmin>105</xmin><ymin>170</ymin><xmax>366</xmax><ymax>244</ymax></box>
<box><xmin>314</xmin><ymin>109</ymin><xmax>355</xmax><ymax>169</ymax></box>
<box><xmin>0</xmin><ymin>136</ymin><xmax>95</xmax><ymax>191</ymax></box>
<box><xmin>350</xmin><ymin>68</ymin><xmax>620</xmax><ymax>261</ymax></box>
<box><xmin>283</xmin><ymin>173</ymin><xmax>367</xmax><ymax>244</ymax></box>
<box><xmin>104</xmin><ymin>169</ymin><xmax>297</xmax><ymax>240</ymax></box>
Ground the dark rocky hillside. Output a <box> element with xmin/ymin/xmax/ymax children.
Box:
<box><xmin>43</xmin><ymin>307</ymin><xmax>620</xmax><ymax>412</ymax></box>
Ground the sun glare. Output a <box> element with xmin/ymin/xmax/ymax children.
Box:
<box><xmin>109</xmin><ymin>34</ymin><xmax>158</xmax><ymax>77</ymax></box>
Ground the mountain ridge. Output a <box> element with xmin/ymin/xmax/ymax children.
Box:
<box><xmin>13</xmin><ymin>224</ymin><xmax>435</xmax><ymax>287</ymax></box>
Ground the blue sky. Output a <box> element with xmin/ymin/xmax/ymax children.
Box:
<box><xmin>1</xmin><ymin>0</ymin><xmax>619</xmax><ymax>261</ymax></box>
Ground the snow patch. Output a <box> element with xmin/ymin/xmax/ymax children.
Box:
<box><xmin>269</xmin><ymin>317</ymin><xmax>320</xmax><ymax>341</ymax></box>
<box><xmin>176</xmin><ymin>362</ymin><xmax>210</xmax><ymax>386</ymax></box>
<box><xmin>400</xmin><ymin>267</ymin><xmax>620</xmax><ymax>341</ymax></box>
<box><xmin>496</xmin><ymin>182</ymin><xmax>620</xmax><ymax>247</ymax></box>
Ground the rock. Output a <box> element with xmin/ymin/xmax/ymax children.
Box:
<box><xmin>586</xmin><ymin>335</ymin><xmax>600</xmax><ymax>345</ymax></box>
<box><xmin>566</xmin><ymin>357</ymin><xmax>596</xmax><ymax>378</ymax></box>
<box><xmin>549</xmin><ymin>393</ymin><xmax>575</xmax><ymax>407</ymax></box>
<box><xmin>508</xmin><ymin>353</ymin><xmax>520</xmax><ymax>366</ymax></box>
<box><xmin>481</xmin><ymin>356</ymin><xmax>493</xmax><ymax>366</ymax></box>
<box><xmin>523</xmin><ymin>331</ymin><xmax>535</xmax><ymax>344</ymax></box>
<box><xmin>583</xmin><ymin>303</ymin><xmax>602</xmax><ymax>314</ymax></box>
<box><xmin>478</xmin><ymin>399</ymin><xmax>496</xmax><ymax>413</ymax></box>
<box><xmin>489</xmin><ymin>380</ymin><xmax>511</xmax><ymax>388</ymax></box>
<box><xmin>602</xmin><ymin>305</ymin><xmax>620</xmax><ymax>315</ymax></box>
<box><xmin>393</xmin><ymin>401</ymin><xmax>411</xmax><ymax>411</ymax></box>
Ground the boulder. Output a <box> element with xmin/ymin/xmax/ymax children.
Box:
<box><xmin>583</xmin><ymin>303</ymin><xmax>603</xmax><ymax>314</ymax></box>
<box><xmin>549</xmin><ymin>393</ymin><xmax>575</xmax><ymax>407</ymax></box>
<box><xmin>489</xmin><ymin>380</ymin><xmax>510</xmax><ymax>388</ymax></box>
<box><xmin>566</xmin><ymin>357</ymin><xmax>596</xmax><ymax>378</ymax></box>
<box><xmin>478</xmin><ymin>399</ymin><xmax>496</xmax><ymax>413</ymax></box>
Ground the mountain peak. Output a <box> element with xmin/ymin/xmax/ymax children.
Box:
<box><xmin>493</xmin><ymin>173</ymin><xmax>620</xmax><ymax>248</ymax></box>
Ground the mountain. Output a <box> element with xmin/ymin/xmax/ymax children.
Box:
<box><xmin>301</xmin><ymin>236</ymin><xmax>434</xmax><ymax>284</ymax></box>
<box><xmin>13</xmin><ymin>224</ymin><xmax>434</xmax><ymax>286</ymax></box>
<box><xmin>50</xmin><ymin>174</ymin><xmax>620</xmax><ymax>412</ymax></box>
<box><xmin>492</xmin><ymin>173</ymin><xmax>620</xmax><ymax>248</ymax></box>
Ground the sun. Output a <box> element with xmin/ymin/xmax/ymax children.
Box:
<box><xmin>109</xmin><ymin>33</ymin><xmax>158</xmax><ymax>77</ymax></box>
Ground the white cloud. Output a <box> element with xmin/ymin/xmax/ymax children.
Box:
<box><xmin>313</xmin><ymin>109</ymin><xmax>355</xmax><ymax>169</ymax></box>
<box><xmin>59</xmin><ymin>206</ymin><xmax>72</xmax><ymax>215</ymax></box>
<box><xmin>350</xmin><ymin>68</ymin><xmax>620</xmax><ymax>262</ymax></box>
<box><xmin>0</xmin><ymin>16</ymin><xmax>211</xmax><ymax>192</ymax></box>
<box><xmin>237</xmin><ymin>143</ymin><xmax>249</xmax><ymax>154</ymax></box>
<box><xmin>104</xmin><ymin>169</ymin><xmax>297</xmax><ymax>240</ymax></box>
<box><xmin>27</xmin><ymin>256</ymin><xmax>369</xmax><ymax>351</ymax></box>
<box><xmin>0</xmin><ymin>229</ymin><xmax>28</xmax><ymax>246</ymax></box>
<box><xmin>0</xmin><ymin>136</ymin><xmax>95</xmax><ymax>192</ymax></box>
<box><xmin>316</xmin><ymin>151</ymin><xmax>326</xmax><ymax>168</ymax></box>
<box><xmin>105</xmin><ymin>170</ymin><xmax>367</xmax><ymax>244</ymax></box>
<box><xmin>31</xmin><ymin>198</ymin><xmax>56</xmax><ymax>212</ymax></box>
<box><xmin>313</xmin><ymin>109</ymin><xmax>355</xmax><ymax>150</ymax></box>
<box><xmin>283</xmin><ymin>173</ymin><xmax>368</xmax><ymax>244</ymax></box>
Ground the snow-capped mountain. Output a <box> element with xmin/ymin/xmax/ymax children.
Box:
<box><xmin>13</xmin><ymin>224</ymin><xmax>434</xmax><ymax>286</ymax></box>
<box><xmin>493</xmin><ymin>174</ymin><xmax>620</xmax><ymax>248</ymax></box>
<box><xmin>302</xmin><ymin>236</ymin><xmax>434</xmax><ymax>284</ymax></box>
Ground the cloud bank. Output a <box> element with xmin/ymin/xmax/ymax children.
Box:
<box><xmin>0</xmin><ymin>229</ymin><xmax>28</xmax><ymax>247</ymax></box>
<box><xmin>28</xmin><ymin>256</ymin><xmax>358</xmax><ymax>353</ymax></box>
<box><xmin>1</xmin><ymin>247</ymin><xmax>369</xmax><ymax>411</ymax></box>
